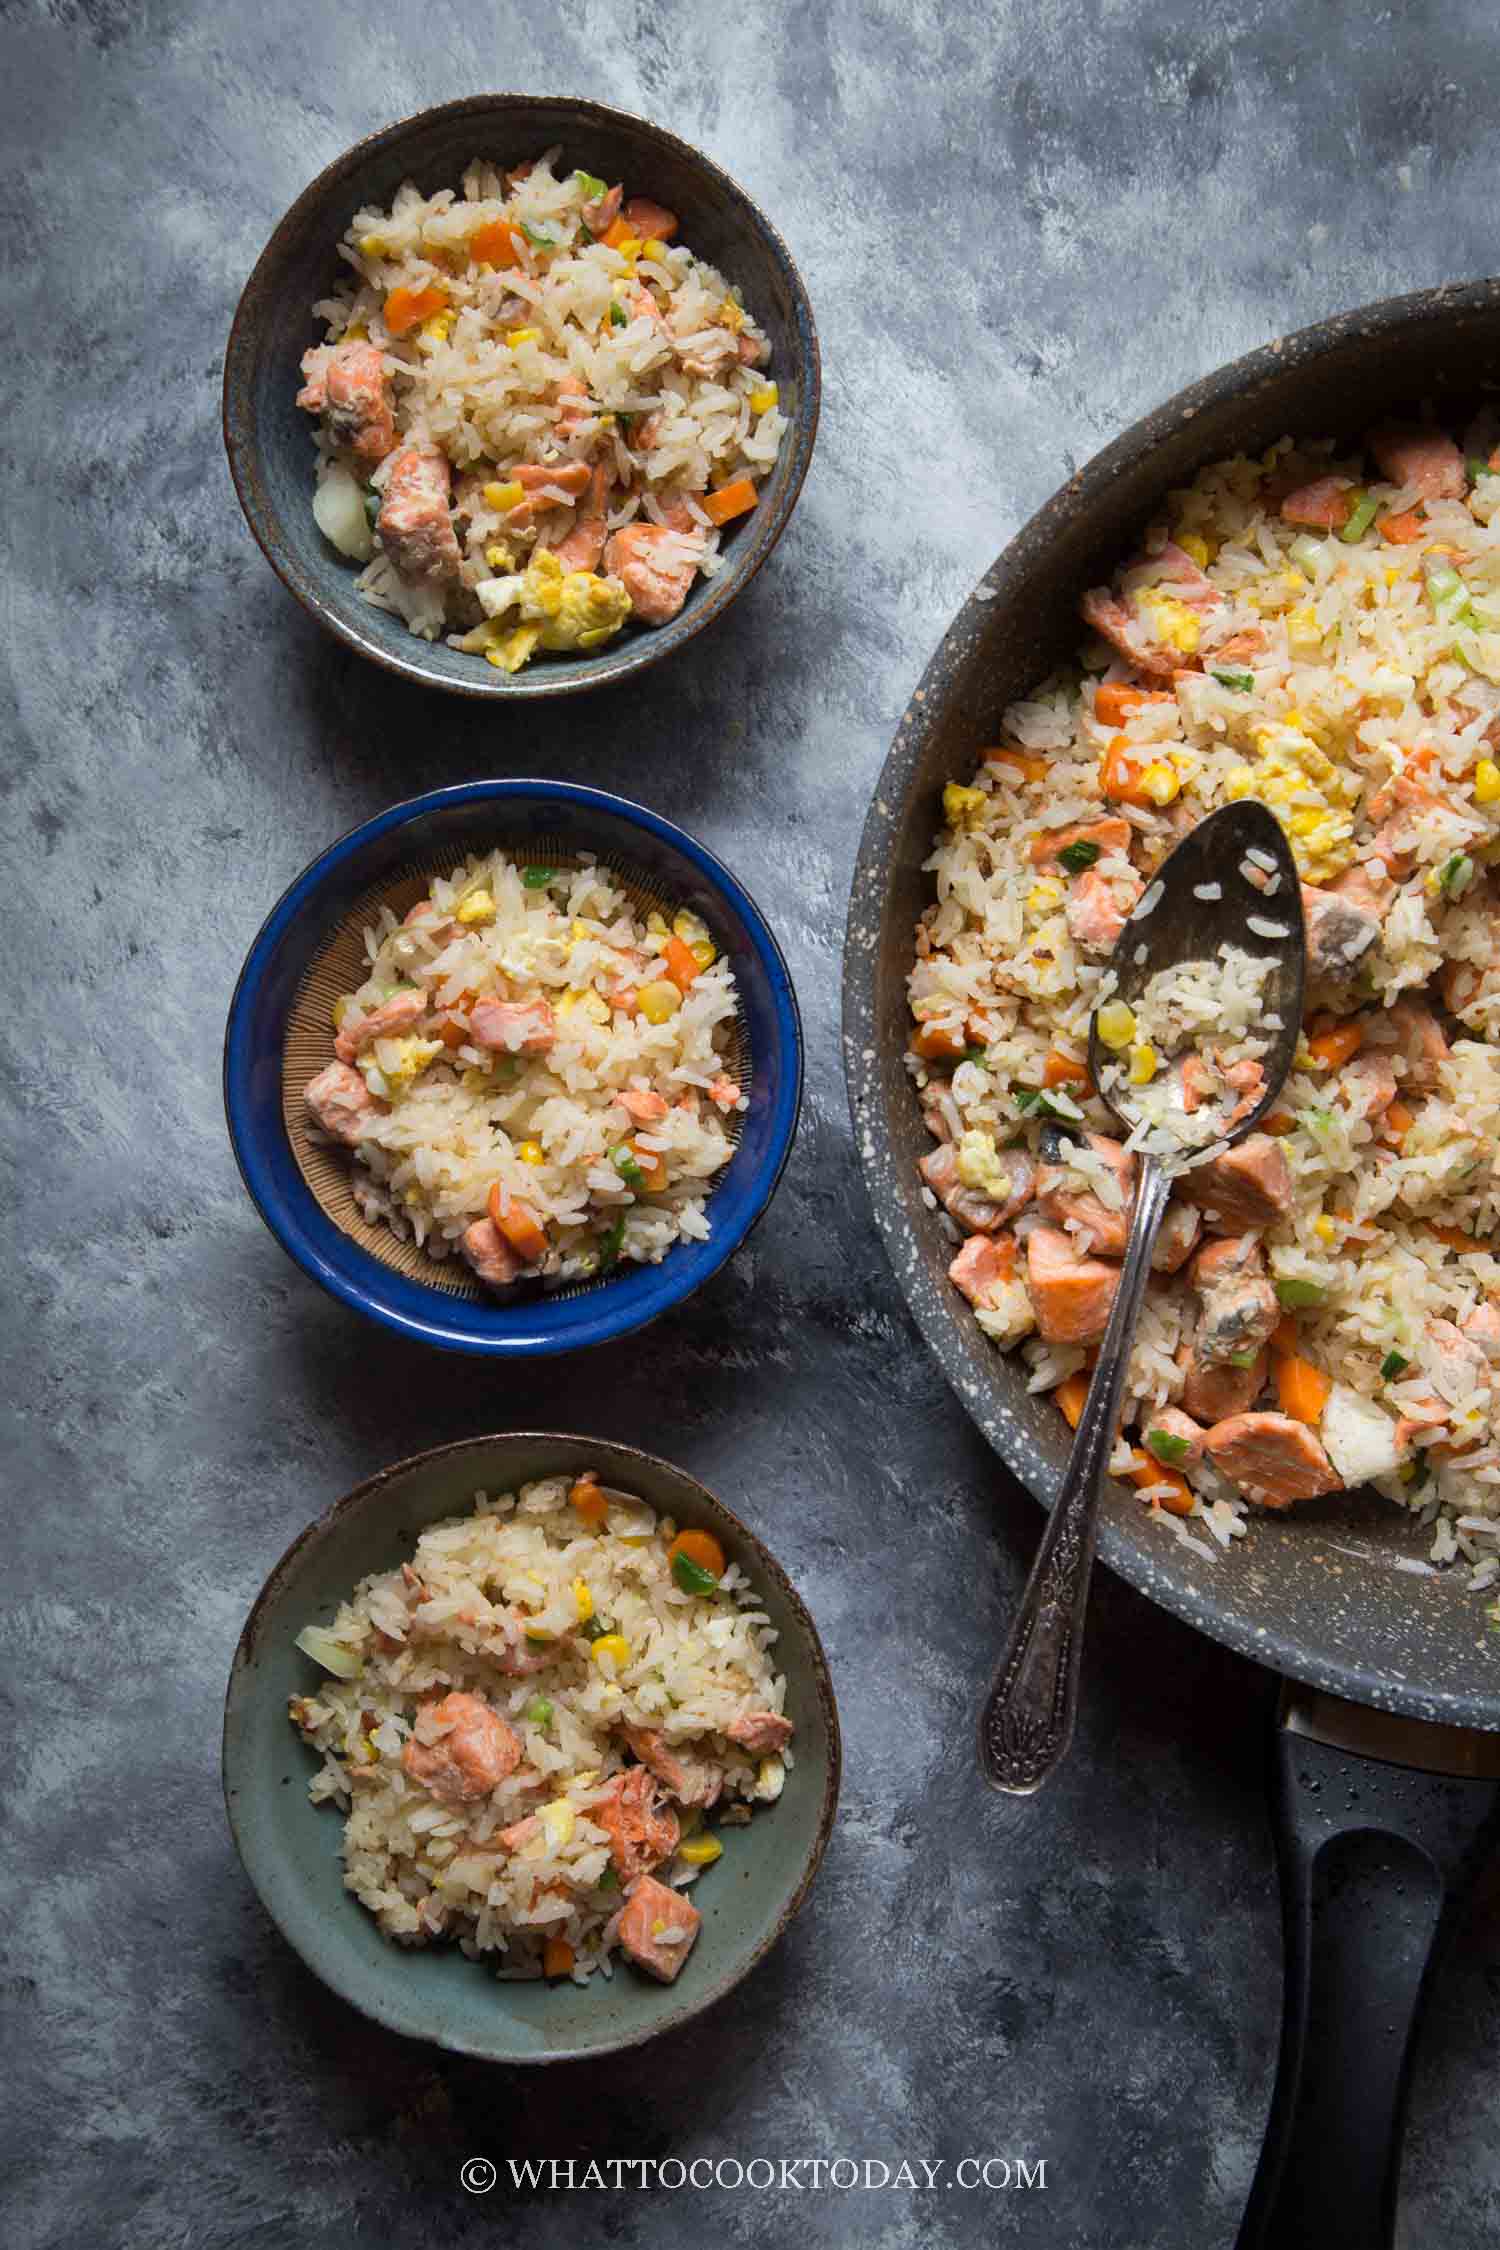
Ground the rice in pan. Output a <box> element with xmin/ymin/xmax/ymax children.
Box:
<box><xmin>289</xmin><ymin>1470</ymin><xmax>795</xmax><ymax>1985</ymax></box>
<box><xmin>910</xmin><ymin>417</ymin><xmax>1500</xmax><ymax>1592</ymax></box>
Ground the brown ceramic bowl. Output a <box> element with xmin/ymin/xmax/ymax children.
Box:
<box><xmin>223</xmin><ymin>94</ymin><xmax>819</xmax><ymax>698</ymax></box>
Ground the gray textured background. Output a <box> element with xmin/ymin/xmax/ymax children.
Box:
<box><xmin>5</xmin><ymin>2</ymin><xmax>1500</xmax><ymax>2244</ymax></box>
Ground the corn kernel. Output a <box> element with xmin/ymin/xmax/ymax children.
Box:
<box><xmin>1476</xmin><ymin>758</ymin><xmax>1500</xmax><ymax>805</ymax></box>
<box><xmin>943</xmin><ymin>782</ymin><xmax>987</xmax><ymax>829</ymax></box>
<box><xmin>591</xmin><ymin>1633</ymin><xmax>630</xmax><ymax>1670</ymax></box>
<box><xmin>455</xmin><ymin>888</ymin><xmax>496</xmax><ymax>928</ymax></box>
<box><xmin>1096</xmin><ymin>1001</ymin><xmax>1137</xmax><ymax>1050</ymax></box>
<box><xmin>357</xmin><ymin>233</ymin><xmax>389</xmax><ymax>256</ymax></box>
<box><xmin>421</xmin><ymin>313</ymin><xmax>453</xmax><ymax>342</ymax></box>
<box><xmin>1314</xmin><ymin>1215</ymin><xmax>1337</xmax><ymax>1243</ymax></box>
<box><xmin>516</xmin><ymin>1139</ymin><xmax>545</xmax><ymax>1166</ymax></box>
<box><xmin>507</xmin><ymin>326</ymin><xmax>542</xmax><ymax>346</ymax></box>
<box><xmin>638</xmin><ymin>979</ymin><xmax>682</xmax><ymax>1025</ymax></box>
<box><xmin>719</xmin><ymin>295</ymin><xmax>747</xmax><ymax>333</ymax></box>
<box><xmin>1281</xmin><ymin>570</ymin><xmax>1307</xmax><ymax>592</ymax></box>
<box><xmin>1027</xmin><ymin>877</ymin><xmax>1064</xmax><ymax>913</ymax></box>
<box><xmin>540</xmin><ymin>1798</ymin><xmax>575</xmax><ymax>1846</ymax></box>
<box><xmin>643</xmin><ymin>237</ymin><xmax>670</xmax><ymax>262</ymax></box>
<box><xmin>1127</xmin><ymin>1044</ymin><xmax>1158</xmax><ymax>1086</ymax></box>
<box><xmin>572</xmin><ymin>1577</ymin><xmax>594</xmax><ymax>1622</ymax></box>
<box><xmin>749</xmin><ymin>382</ymin><xmax>779</xmax><ymax>414</ymax></box>
<box><xmin>1286</xmin><ymin>606</ymin><xmax>1322</xmax><ymax>658</ymax></box>
<box><xmin>672</xmin><ymin>909</ymin><xmax>709</xmax><ymax>947</ymax></box>
<box><xmin>1385</xmin><ymin>567</ymin><xmax>1400</xmax><ymax>588</ymax></box>
<box><xmin>1139</xmin><ymin>761</ymin><xmax>1181</xmax><ymax>806</ymax></box>
<box><xmin>646</xmin><ymin>910</ymin><xmax>669</xmax><ymax>937</ymax></box>
<box><xmin>341</xmin><ymin>321</ymin><xmax>368</xmax><ymax>343</ymax></box>
<box><xmin>689</xmin><ymin>939</ymin><xmax>716</xmax><ymax>970</ymax></box>
<box><xmin>483</xmin><ymin>480</ymin><xmax>524</xmax><ymax>510</ymax></box>
<box><xmin>1176</xmin><ymin>532</ymin><xmax>1210</xmax><ymax>567</ymax></box>
<box><xmin>615</xmin><ymin>235</ymin><xmax>642</xmax><ymax>257</ymax></box>
<box><xmin>677</xmin><ymin>1835</ymin><xmax>723</xmax><ymax>1867</ymax></box>
<box><xmin>755</xmin><ymin>1756</ymin><xmax>786</xmax><ymax>1802</ymax></box>
<box><xmin>331</xmin><ymin>994</ymin><xmax>352</xmax><ymax>1031</ymax></box>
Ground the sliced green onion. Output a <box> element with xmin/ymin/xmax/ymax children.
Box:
<box><xmin>362</xmin><ymin>489</ymin><xmax>381</xmax><ymax>527</ymax></box>
<box><xmin>580</xmin><ymin>1615</ymin><xmax>609</xmax><ymax>1643</ymax></box>
<box><xmin>1297</xmin><ymin>1106</ymin><xmax>1333</xmax><ymax>1133</ymax></box>
<box><xmin>1438</xmin><ymin>852</ymin><xmax>1475</xmax><ymax>898</ymax></box>
<box><xmin>1339</xmin><ymin>492</ymin><xmax>1381</xmax><ymax>543</ymax></box>
<box><xmin>1015</xmin><ymin>1083</ymin><xmax>1087</xmax><ymax>1124</ymax></box>
<box><xmin>521</xmin><ymin>222</ymin><xmax>558</xmax><ymax>248</ymax></box>
<box><xmin>1145</xmin><ymin>1428</ymin><xmax>1191</xmax><ymax>1466</ymax></box>
<box><xmin>598</xmin><ymin>1214</ymin><xmax>626</xmax><ymax>1269</ymax></box>
<box><xmin>522</xmin><ymin>865</ymin><xmax>555</xmax><ymax>889</ymax></box>
<box><xmin>1211</xmin><ymin>667</ymin><xmax>1255</xmax><ymax>692</ymax></box>
<box><xmin>524</xmin><ymin>1696</ymin><xmax>554</xmax><ymax>1726</ymax></box>
<box><xmin>962</xmin><ymin>1044</ymin><xmax>989</xmax><ymax>1064</ymax></box>
<box><xmin>1469</xmin><ymin>456</ymin><xmax>1493</xmax><ymax>486</ymax></box>
<box><xmin>1058</xmin><ymin>838</ymin><xmax>1102</xmax><ymax>872</ymax></box>
<box><xmin>597</xmin><ymin>1864</ymin><xmax>620</xmax><ymax>1892</ymax></box>
<box><xmin>294</xmin><ymin>1625</ymin><xmax>363</xmax><ymax>1680</ymax></box>
<box><xmin>1380</xmin><ymin>1351</ymin><xmax>1411</xmax><ymax>1380</ymax></box>
<box><xmin>572</xmin><ymin>169</ymin><xmax>608</xmax><ymax>201</ymax></box>
<box><xmin>1426</xmin><ymin>562</ymin><xmax>1465</xmax><ymax>611</ymax></box>
<box><xmin>1227</xmin><ymin>1349</ymin><xmax>1260</xmax><ymax>1370</ymax></box>
<box><xmin>611</xmin><ymin>1144</ymin><xmax>644</xmax><ymax>1187</ymax></box>
<box><xmin>609</xmin><ymin>299</ymin><xmax>628</xmax><ymax>328</ymax></box>
<box><xmin>671</xmin><ymin>1550</ymin><xmax>721</xmax><ymax>1597</ymax></box>
<box><xmin>1275</xmin><ymin>1277</ymin><xmax>1328</xmax><ymax>1310</ymax></box>
<box><xmin>1289</xmin><ymin>534</ymin><xmax>1326</xmax><ymax>575</ymax></box>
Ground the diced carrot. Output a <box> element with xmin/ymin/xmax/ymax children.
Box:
<box><xmin>435</xmin><ymin>1016</ymin><xmax>470</xmax><ymax>1049</ymax></box>
<box><xmin>983</xmin><ymin>746</ymin><xmax>1050</xmax><ymax>783</ymax></box>
<box><xmin>1379</xmin><ymin>508</ymin><xmax>1427</xmax><ymax>545</ymax></box>
<box><xmin>1380</xmin><ymin>1100</ymin><xmax>1415</xmax><ymax>1144</ymax></box>
<box><xmin>470</xmin><ymin>217</ymin><xmax>522</xmax><ymax>268</ymax></box>
<box><xmin>1430</xmin><ymin>1224</ymin><xmax>1479</xmax><ymax>1254</ymax></box>
<box><xmin>1126</xmin><ymin>1451</ymin><xmax>1194</xmax><ymax>1515</ymax></box>
<box><xmin>1094</xmin><ymin>683</ymin><xmax>1173</xmax><ymax>727</ymax></box>
<box><xmin>662</xmin><ymin>935</ymin><xmax>701</xmax><ymax>993</ymax></box>
<box><xmin>913</xmin><ymin>1022</ymin><xmax>967</xmax><ymax>1061</ymax></box>
<box><xmin>543</xmin><ymin>1937</ymin><xmax>575</xmax><ymax>1979</ymax></box>
<box><xmin>1043</xmin><ymin>1050</ymin><xmax>1095</xmax><ymax>1093</ymax></box>
<box><xmin>622</xmin><ymin>197</ymin><xmax>678</xmax><ymax>242</ymax></box>
<box><xmin>1271</xmin><ymin>1314</ymin><xmax>1301</xmax><ymax>1356</ymax></box>
<box><xmin>1307</xmin><ymin>1019</ymin><xmax>1364</xmax><ymax>1071</ymax></box>
<box><xmin>1264</xmin><ymin>1111</ymin><xmax>1296</xmax><ymax>1135</ymax></box>
<box><xmin>383</xmin><ymin>283</ymin><xmax>449</xmax><ymax>336</ymax></box>
<box><xmin>601</xmin><ymin>215</ymin><xmax>634</xmax><ymax>250</ymax></box>
<box><xmin>570</xmin><ymin>1475</ymin><xmax>609</xmax><ymax>1528</ymax></box>
<box><xmin>701</xmin><ymin>477</ymin><xmax>758</xmax><ymax>528</ymax></box>
<box><xmin>1100</xmin><ymin>736</ymin><xmax>1152</xmax><ymax>807</ymax></box>
<box><xmin>1054</xmin><ymin>1372</ymin><xmax>1090</xmax><ymax>1429</ymax></box>
<box><xmin>488</xmin><ymin>1188</ymin><xmax>548</xmax><ymax>1263</ymax></box>
<box><xmin>1276</xmin><ymin>1353</ymin><xmax>1331</xmax><ymax>1426</ymax></box>
<box><xmin>669</xmin><ymin>1527</ymin><xmax>726</xmax><ymax>1579</ymax></box>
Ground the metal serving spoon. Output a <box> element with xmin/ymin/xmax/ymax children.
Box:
<box><xmin>978</xmin><ymin>801</ymin><xmax>1306</xmax><ymax>1794</ymax></box>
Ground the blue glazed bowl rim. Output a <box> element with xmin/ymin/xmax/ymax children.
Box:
<box><xmin>221</xmin><ymin>91</ymin><xmax>822</xmax><ymax>701</ymax></box>
<box><xmin>223</xmin><ymin>778</ymin><xmax>803</xmax><ymax>1354</ymax></box>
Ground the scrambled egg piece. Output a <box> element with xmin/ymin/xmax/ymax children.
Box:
<box><xmin>955</xmin><ymin>1130</ymin><xmax>1013</xmax><ymax>1202</ymax></box>
<box><xmin>367</xmin><ymin>1036</ymin><xmax>443</xmax><ymax>1095</ymax></box>
<box><xmin>1224</xmin><ymin>720</ymin><xmax>1357</xmax><ymax>880</ymax></box>
<box><xmin>1134</xmin><ymin>588</ymin><xmax>1200</xmax><ymax>655</ymax></box>
<box><xmin>475</xmin><ymin>550</ymin><xmax>632</xmax><ymax>670</ymax></box>
<box><xmin>455</xmin><ymin>888</ymin><xmax>496</xmax><ymax>928</ymax></box>
<box><xmin>943</xmin><ymin>782</ymin><xmax>987</xmax><ymax>830</ymax></box>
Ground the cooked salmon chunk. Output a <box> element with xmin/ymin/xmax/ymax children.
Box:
<box><xmin>297</xmin><ymin>339</ymin><xmax>397</xmax><ymax>463</ymax></box>
<box><xmin>725</xmin><ymin>1710</ymin><xmax>794</xmax><ymax>1754</ymax></box>
<box><xmin>1383</xmin><ymin>997</ymin><xmax>1449</xmax><ymax>1088</ymax></box>
<box><xmin>623</xmin><ymin>1725</ymin><xmax>722</xmax><ymax>1809</ymax></box>
<box><xmin>1151</xmin><ymin>1199</ymin><xmax>1203</xmax><ymax>1274</ymax></box>
<box><xmin>948</xmin><ymin>1233</ymin><xmax>1018</xmax><ymax>1309</ymax></box>
<box><xmin>401</xmin><ymin>1692</ymin><xmax>522</xmax><ymax>1806</ymax></box>
<box><xmin>1141</xmin><ymin>1405</ymin><xmax>1208</xmax><ymax>1470</ymax></box>
<box><xmin>334</xmin><ymin>986</ymin><xmax>427</xmax><ymax>1062</ymax></box>
<box><xmin>377</xmin><ymin>444</ymin><xmax>462</xmax><ymax>584</ymax></box>
<box><xmin>469</xmin><ymin>997</ymin><xmax>557</xmax><ymax>1053</ymax></box>
<box><xmin>1028</xmin><ymin>819</ymin><xmax>1133</xmax><ymax>870</ymax></box>
<box><xmin>1302</xmin><ymin>882</ymin><xmax>1381</xmax><ymax>980</ymax></box>
<box><xmin>1367</xmin><ymin>422</ymin><xmax>1467</xmax><ymax>502</ymax></box>
<box><xmin>1279</xmin><ymin>475</ymin><xmax>1353</xmax><ymax>529</ymax></box>
<box><xmin>1036</xmin><ymin>1133</ymin><xmax>1135</xmax><ymax>1255</ymax></box>
<box><xmin>1079</xmin><ymin>586</ymin><xmax>1180</xmax><ymax>679</ymax></box>
<box><xmin>1203</xmin><ymin>1412</ymin><xmax>1342</xmax><ymax>1507</ymax></box>
<box><xmin>1178</xmin><ymin>1135</ymin><xmax>1293</xmax><ymax>1230</ymax></box>
<box><xmin>1190</xmin><ymin>1235</ymin><xmax>1280</xmax><ymax>1363</ymax></box>
<box><xmin>460</xmin><ymin>1217</ymin><xmax>521</xmax><ymax>1291</ymax></box>
<box><xmin>304</xmin><ymin>1060</ymin><xmax>378</xmax><ymax>1145</ymax></box>
<box><xmin>603</xmin><ymin>523</ymin><xmax>699</xmax><ymax>625</ymax></box>
<box><xmin>617</xmin><ymin>1874</ymin><xmax>701</xmax><ymax>1983</ymax></box>
<box><xmin>1066</xmin><ymin>867</ymin><xmax>1143</xmax><ymax>953</ymax></box>
<box><xmin>553</xmin><ymin>463</ymin><xmax>612</xmax><ymax>573</ymax></box>
<box><xmin>1026</xmin><ymin>1226</ymin><xmax>1121</xmax><ymax>1345</ymax></box>
<box><xmin>1179</xmin><ymin>1341</ymin><xmax>1267</xmax><ymax>1424</ymax></box>
<box><xmin>593</xmin><ymin>1766</ymin><xmax>680</xmax><ymax>1883</ymax></box>
<box><xmin>922</xmin><ymin>1142</ymin><xmax>1033</xmax><ymax>1231</ymax></box>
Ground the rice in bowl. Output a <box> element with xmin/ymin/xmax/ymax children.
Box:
<box><xmin>302</xmin><ymin>849</ymin><xmax>747</xmax><ymax>1291</ymax></box>
<box><xmin>288</xmin><ymin>1471</ymin><xmax>795</xmax><ymax>1984</ymax></box>
<box><xmin>296</xmin><ymin>150</ymin><xmax>786</xmax><ymax>671</ymax></box>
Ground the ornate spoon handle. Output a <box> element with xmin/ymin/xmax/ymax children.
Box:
<box><xmin>978</xmin><ymin>1154</ymin><xmax>1172</xmax><ymax>1794</ymax></box>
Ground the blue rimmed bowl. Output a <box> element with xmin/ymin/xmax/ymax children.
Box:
<box><xmin>223</xmin><ymin>93</ymin><xmax>820</xmax><ymax>698</ymax></box>
<box><xmin>223</xmin><ymin>779</ymin><xmax>802</xmax><ymax>1353</ymax></box>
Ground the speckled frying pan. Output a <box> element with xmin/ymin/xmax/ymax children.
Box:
<box><xmin>844</xmin><ymin>282</ymin><xmax>1500</xmax><ymax>2250</ymax></box>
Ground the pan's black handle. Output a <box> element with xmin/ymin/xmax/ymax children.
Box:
<box><xmin>1236</xmin><ymin>1692</ymin><xmax>1500</xmax><ymax>2250</ymax></box>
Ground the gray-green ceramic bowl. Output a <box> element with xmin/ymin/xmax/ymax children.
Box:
<box><xmin>223</xmin><ymin>1433</ymin><xmax>841</xmax><ymax>2063</ymax></box>
<box><xmin>223</xmin><ymin>94</ymin><xmax>820</xmax><ymax>699</ymax></box>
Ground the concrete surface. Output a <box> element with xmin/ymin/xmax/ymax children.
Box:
<box><xmin>4</xmin><ymin>2</ymin><xmax>1499</xmax><ymax>2244</ymax></box>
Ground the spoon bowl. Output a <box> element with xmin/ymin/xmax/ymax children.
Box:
<box><xmin>978</xmin><ymin>801</ymin><xmax>1307</xmax><ymax>1794</ymax></box>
